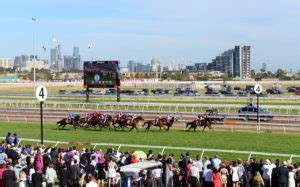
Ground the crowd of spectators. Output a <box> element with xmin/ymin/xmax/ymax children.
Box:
<box><xmin>0</xmin><ymin>132</ymin><xmax>299</xmax><ymax>187</ymax></box>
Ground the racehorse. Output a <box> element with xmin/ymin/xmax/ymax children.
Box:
<box><xmin>116</xmin><ymin>116</ymin><xmax>144</xmax><ymax>131</ymax></box>
<box><xmin>98</xmin><ymin>115</ymin><xmax>114</xmax><ymax>130</ymax></box>
<box><xmin>143</xmin><ymin>119</ymin><xmax>166</xmax><ymax>131</ymax></box>
<box><xmin>85</xmin><ymin>115</ymin><xmax>100</xmax><ymax>128</ymax></box>
<box><xmin>160</xmin><ymin>116</ymin><xmax>177</xmax><ymax>131</ymax></box>
<box><xmin>57</xmin><ymin>115</ymin><xmax>80</xmax><ymax>129</ymax></box>
<box><xmin>186</xmin><ymin>116</ymin><xmax>214</xmax><ymax>132</ymax></box>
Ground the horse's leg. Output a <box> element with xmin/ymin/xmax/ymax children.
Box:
<box><xmin>202</xmin><ymin>125</ymin><xmax>206</xmax><ymax>132</ymax></box>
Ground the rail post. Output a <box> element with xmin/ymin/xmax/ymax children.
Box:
<box><xmin>161</xmin><ymin>146</ymin><xmax>166</xmax><ymax>155</ymax></box>
<box><xmin>93</xmin><ymin>144</ymin><xmax>97</xmax><ymax>150</ymax></box>
<box><xmin>200</xmin><ymin>149</ymin><xmax>205</xmax><ymax>161</ymax></box>
<box><xmin>117</xmin><ymin>144</ymin><xmax>122</xmax><ymax>152</ymax></box>
<box><xmin>247</xmin><ymin>152</ymin><xmax>253</xmax><ymax>161</ymax></box>
<box><xmin>55</xmin><ymin>142</ymin><xmax>60</xmax><ymax>147</ymax></box>
<box><xmin>289</xmin><ymin>155</ymin><xmax>293</xmax><ymax>162</ymax></box>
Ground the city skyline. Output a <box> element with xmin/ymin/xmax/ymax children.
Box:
<box><xmin>0</xmin><ymin>0</ymin><xmax>300</xmax><ymax>71</ymax></box>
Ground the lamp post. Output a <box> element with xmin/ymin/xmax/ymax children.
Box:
<box><xmin>32</xmin><ymin>17</ymin><xmax>37</xmax><ymax>94</ymax></box>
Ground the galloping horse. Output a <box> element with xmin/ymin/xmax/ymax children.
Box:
<box><xmin>85</xmin><ymin>115</ymin><xmax>100</xmax><ymax>128</ymax></box>
<box><xmin>161</xmin><ymin>116</ymin><xmax>177</xmax><ymax>131</ymax></box>
<box><xmin>57</xmin><ymin>115</ymin><xmax>80</xmax><ymax>129</ymax></box>
<box><xmin>143</xmin><ymin>119</ymin><xmax>166</xmax><ymax>131</ymax></box>
<box><xmin>98</xmin><ymin>115</ymin><xmax>114</xmax><ymax>130</ymax></box>
<box><xmin>116</xmin><ymin>116</ymin><xmax>144</xmax><ymax>131</ymax></box>
<box><xmin>186</xmin><ymin>116</ymin><xmax>214</xmax><ymax>132</ymax></box>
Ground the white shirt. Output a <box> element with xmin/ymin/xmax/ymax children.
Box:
<box><xmin>203</xmin><ymin>160</ymin><xmax>211</xmax><ymax>172</ymax></box>
<box><xmin>190</xmin><ymin>166</ymin><xmax>200</xmax><ymax>180</ymax></box>
<box><xmin>212</xmin><ymin>158</ymin><xmax>221</xmax><ymax>169</ymax></box>
<box><xmin>194</xmin><ymin>160</ymin><xmax>203</xmax><ymax>172</ymax></box>
<box><xmin>261</xmin><ymin>164</ymin><xmax>275</xmax><ymax>180</ymax></box>
<box><xmin>45</xmin><ymin>168</ymin><xmax>57</xmax><ymax>183</ymax></box>
<box><xmin>86</xmin><ymin>181</ymin><xmax>98</xmax><ymax>187</ymax></box>
<box><xmin>152</xmin><ymin>168</ymin><xmax>162</xmax><ymax>179</ymax></box>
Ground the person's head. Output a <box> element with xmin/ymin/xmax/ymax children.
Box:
<box><xmin>288</xmin><ymin>166</ymin><xmax>294</xmax><ymax>172</ymax></box>
<box><xmin>232</xmin><ymin>161</ymin><xmax>237</xmax><ymax>167</ymax></box>
<box><xmin>7</xmin><ymin>132</ymin><xmax>11</xmax><ymax>136</ymax></box>
<box><xmin>13</xmin><ymin>133</ymin><xmax>17</xmax><ymax>137</ymax></box>
<box><xmin>186</xmin><ymin>152</ymin><xmax>190</xmax><ymax>157</ymax></box>
<box><xmin>254</xmin><ymin>171</ymin><xmax>261</xmax><ymax>178</ymax></box>
<box><xmin>212</xmin><ymin>167</ymin><xmax>218</xmax><ymax>173</ymax></box>
<box><xmin>87</xmin><ymin>173</ymin><xmax>95</xmax><ymax>182</ymax></box>
<box><xmin>214</xmin><ymin>155</ymin><xmax>218</xmax><ymax>159</ymax></box>
<box><xmin>167</xmin><ymin>157</ymin><xmax>172</xmax><ymax>164</ymax></box>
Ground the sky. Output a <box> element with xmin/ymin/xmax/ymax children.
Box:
<box><xmin>0</xmin><ymin>0</ymin><xmax>299</xmax><ymax>71</ymax></box>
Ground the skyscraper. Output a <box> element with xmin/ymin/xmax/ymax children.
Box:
<box><xmin>64</xmin><ymin>55</ymin><xmax>73</xmax><ymax>71</ymax></box>
<box><xmin>73</xmin><ymin>46</ymin><xmax>81</xmax><ymax>70</ymax></box>
<box><xmin>241</xmin><ymin>46</ymin><xmax>251</xmax><ymax>79</ymax></box>
<box><xmin>50</xmin><ymin>45</ymin><xmax>63</xmax><ymax>72</ymax></box>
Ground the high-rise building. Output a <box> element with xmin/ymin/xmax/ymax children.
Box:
<box><xmin>14</xmin><ymin>56</ymin><xmax>22</xmax><ymax>67</ymax></box>
<box><xmin>64</xmin><ymin>55</ymin><xmax>73</xmax><ymax>71</ymax></box>
<box><xmin>150</xmin><ymin>59</ymin><xmax>160</xmax><ymax>72</ymax></box>
<box><xmin>73</xmin><ymin>46</ymin><xmax>81</xmax><ymax>70</ymax></box>
<box><xmin>208</xmin><ymin>45</ymin><xmax>251</xmax><ymax>79</ymax></box>
<box><xmin>0</xmin><ymin>58</ymin><xmax>12</xmax><ymax>69</ymax></box>
<box><xmin>262</xmin><ymin>62</ymin><xmax>267</xmax><ymax>72</ymax></box>
<box><xmin>50</xmin><ymin>44</ymin><xmax>63</xmax><ymax>72</ymax></box>
<box><xmin>127</xmin><ymin>60</ymin><xmax>136</xmax><ymax>72</ymax></box>
<box><xmin>241</xmin><ymin>46</ymin><xmax>251</xmax><ymax>79</ymax></box>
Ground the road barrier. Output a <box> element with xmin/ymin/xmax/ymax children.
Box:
<box><xmin>0</xmin><ymin>137</ymin><xmax>299</xmax><ymax>161</ymax></box>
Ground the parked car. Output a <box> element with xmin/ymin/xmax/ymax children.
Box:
<box><xmin>296</xmin><ymin>88</ymin><xmax>300</xmax><ymax>95</ymax></box>
<box><xmin>151</xmin><ymin>89</ymin><xmax>169</xmax><ymax>94</ymax></box>
<box><xmin>174</xmin><ymin>88</ymin><xmax>199</xmax><ymax>96</ymax></box>
<box><xmin>234</xmin><ymin>86</ymin><xmax>242</xmax><ymax>90</ymax></box>
<box><xmin>287</xmin><ymin>86</ymin><xmax>298</xmax><ymax>92</ymax></box>
<box><xmin>93</xmin><ymin>90</ymin><xmax>106</xmax><ymax>95</ymax></box>
<box><xmin>58</xmin><ymin>90</ymin><xmax>66</xmax><ymax>95</ymax></box>
<box><xmin>238</xmin><ymin>105</ymin><xmax>274</xmax><ymax>121</ymax></box>
<box><xmin>266</xmin><ymin>89</ymin><xmax>284</xmax><ymax>94</ymax></box>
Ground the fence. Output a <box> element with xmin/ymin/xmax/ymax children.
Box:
<box><xmin>0</xmin><ymin>99</ymin><xmax>300</xmax><ymax>115</ymax></box>
<box><xmin>1</xmin><ymin>137</ymin><xmax>299</xmax><ymax>162</ymax></box>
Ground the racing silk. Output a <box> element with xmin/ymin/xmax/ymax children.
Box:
<box><xmin>117</xmin><ymin>113</ymin><xmax>122</xmax><ymax>120</ymax></box>
<box><xmin>167</xmin><ymin>115</ymin><xmax>172</xmax><ymax>123</ymax></box>
<box><xmin>155</xmin><ymin>115</ymin><xmax>160</xmax><ymax>125</ymax></box>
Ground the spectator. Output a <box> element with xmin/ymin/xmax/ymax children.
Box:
<box><xmin>45</xmin><ymin>163</ymin><xmax>57</xmax><ymax>187</ymax></box>
<box><xmin>204</xmin><ymin>164</ymin><xmax>213</xmax><ymax>187</ymax></box>
<box><xmin>186</xmin><ymin>159</ymin><xmax>193</xmax><ymax>186</ymax></box>
<box><xmin>96</xmin><ymin>155</ymin><xmax>105</xmax><ymax>187</ymax></box>
<box><xmin>220</xmin><ymin>164</ymin><xmax>229</xmax><ymax>187</ymax></box>
<box><xmin>18</xmin><ymin>169</ymin><xmax>27</xmax><ymax>187</ymax></box>
<box><xmin>31</xmin><ymin>169</ymin><xmax>43</xmax><ymax>187</ymax></box>
<box><xmin>58</xmin><ymin>164</ymin><xmax>68</xmax><ymax>187</ymax></box>
<box><xmin>166</xmin><ymin>157</ymin><xmax>174</xmax><ymax>187</ymax></box>
<box><xmin>86</xmin><ymin>173</ymin><xmax>97</xmax><ymax>187</ymax></box>
<box><xmin>69</xmin><ymin>159</ymin><xmax>80</xmax><ymax>186</ymax></box>
<box><xmin>275</xmin><ymin>161</ymin><xmax>289</xmax><ymax>187</ymax></box>
<box><xmin>193</xmin><ymin>155</ymin><xmax>203</xmax><ymax>183</ymax></box>
<box><xmin>261</xmin><ymin>159</ymin><xmax>275</xmax><ymax>187</ymax></box>
<box><xmin>34</xmin><ymin>150</ymin><xmax>43</xmax><ymax>174</ymax></box>
<box><xmin>288</xmin><ymin>165</ymin><xmax>295</xmax><ymax>187</ymax></box>
<box><xmin>107</xmin><ymin>156</ymin><xmax>117</xmax><ymax>187</ymax></box>
<box><xmin>0</xmin><ymin>147</ymin><xmax>7</xmax><ymax>165</ymax></box>
<box><xmin>212</xmin><ymin>167</ymin><xmax>221</xmax><ymax>187</ymax></box>
<box><xmin>0</xmin><ymin>163</ymin><xmax>4</xmax><ymax>187</ymax></box>
<box><xmin>13</xmin><ymin>133</ymin><xmax>19</xmax><ymax>147</ymax></box>
<box><xmin>152</xmin><ymin>159</ymin><xmax>163</xmax><ymax>187</ymax></box>
<box><xmin>5</xmin><ymin>132</ymin><xmax>12</xmax><ymax>145</ymax></box>
<box><xmin>231</xmin><ymin>161</ymin><xmax>240</xmax><ymax>187</ymax></box>
<box><xmin>190</xmin><ymin>162</ymin><xmax>200</xmax><ymax>187</ymax></box>
<box><xmin>252</xmin><ymin>171</ymin><xmax>264</xmax><ymax>187</ymax></box>
<box><xmin>2</xmin><ymin>161</ymin><xmax>17</xmax><ymax>187</ymax></box>
<box><xmin>296</xmin><ymin>164</ymin><xmax>300</xmax><ymax>187</ymax></box>
<box><xmin>212</xmin><ymin>155</ymin><xmax>221</xmax><ymax>170</ymax></box>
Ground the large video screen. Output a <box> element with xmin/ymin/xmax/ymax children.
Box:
<box><xmin>83</xmin><ymin>61</ymin><xmax>120</xmax><ymax>88</ymax></box>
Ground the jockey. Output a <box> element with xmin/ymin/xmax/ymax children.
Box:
<box><xmin>167</xmin><ymin>114</ymin><xmax>172</xmax><ymax>123</ymax></box>
<box><xmin>154</xmin><ymin>113</ymin><xmax>161</xmax><ymax>125</ymax></box>
<box><xmin>130</xmin><ymin>114</ymin><xmax>136</xmax><ymax>124</ymax></box>
<box><xmin>200</xmin><ymin>115</ymin><xmax>205</xmax><ymax>125</ymax></box>
<box><xmin>102</xmin><ymin>113</ymin><xmax>108</xmax><ymax>124</ymax></box>
<box><xmin>68</xmin><ymin>112</ymin><xmax>76</xmax><ymax>123</ymax></box>
<box><xmin>86</xmin><ymin>112</ymin><xmax>93</xmax><ymax>121</ymax></box>
<box><xmin>116</xmin><ymin>112</ymin><xmax>122</xmax><ymax>120</ymax></box>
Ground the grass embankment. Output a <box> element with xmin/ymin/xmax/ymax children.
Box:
<box><xmin>0</xmin><ymin>122</ymin><xmax>299</xmax><ymax>163</ymax></box>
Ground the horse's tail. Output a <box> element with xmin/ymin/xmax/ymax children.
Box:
<box><xmin>186</xmin><ymin>121</ymin><xmax>192</xmax><ymax>128</ymax></box>
<box><xmin>57</xmin><ymin>119</ymin><xmax>63</xmax><ymax>125</ymax></box>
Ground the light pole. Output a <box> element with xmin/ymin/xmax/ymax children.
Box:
<box><xmin>32</xmin><ymin>17</ymin><xmax>37</xmax><ymax>93</ymax></box>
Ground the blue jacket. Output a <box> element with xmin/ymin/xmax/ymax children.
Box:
<box><xmin>5</xmin><ymin>135</ymin><xmax>12</xmax><ymax>145</ymax></box>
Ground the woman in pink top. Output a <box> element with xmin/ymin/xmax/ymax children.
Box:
<box><xmin>0</xmin><ymin>163</ymin><xmax>5</xmax><ymax>187</ymax></box>
<box><xmin>186</xmin><ymin>160</ymin><xmax>193</xmax><ymax>187</ymax></box>
<box><xmin>34</xmin><ymin>150</ymin><xmax>44</xmax><ymax>173</ymax></box>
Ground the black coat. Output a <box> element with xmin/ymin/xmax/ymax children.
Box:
<box><xmin>276</xmin><ymin>166</ymin><xmax>289</xmax><ymax>184</ymax></box>
<box><xmin>68</xmin><ymin>164</ymin><xmax>80</xmax><ymax>180</ymax></box>
<box><xmin>31</xmin><ymin>172</ymin><xmax>43</xmax><ymax>187</ymax></box>
<box><xmin>2</xmin><ymin>169</ymin><xmax>17</xmax><ymax>187</ymax></box>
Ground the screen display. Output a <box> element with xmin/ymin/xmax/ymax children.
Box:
<box><xmin>83</xmin><ymin>61</ymin><xmax>120</xmax><ymax>88</ymax></box>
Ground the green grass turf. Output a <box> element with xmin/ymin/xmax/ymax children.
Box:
<box><xmin>0</xmin><ymin>122</ymin><xmax>299</xmax><ymax>163</ymax></box>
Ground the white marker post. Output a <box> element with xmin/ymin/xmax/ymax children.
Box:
<box><xmin>36</xmin><ymin>85</ymin><xmax>48</xmax><ymax>145</ymax></box>
<box><xmin>254</xmin><ymin>84</ymin><xmax>263</xmax><ymax>133</ymax></box>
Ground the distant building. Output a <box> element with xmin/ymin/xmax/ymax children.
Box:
<box><xmin>63</xmin><ymin>55</ymin><xmax>73</xmax><ymax>71</ymax></box>
<box><xmin>50</xmin><ymin>44</ymin><xmax>63</xmax><ymax>72</ymax></box>
<box><xmin>0</xmin><ymin>58</ymin><xmax>12</xmax><ymax>69</ymax></box>
<box><xmin>195</xmin><ymin>63</ymin><xmax>207</xmax><ymax>71</ymax></box>
<box><xmin>73</xmin><ymin>46</ymin><xmax>81</xmax><ymax>70</ymax></box>
<box><xmin>262</xmin><ymin>62</ymin><xmax>267</xmax><ymax>72</ymax></box>
<box><xmin>127</xmin><ymin>60</ymin><xmax>136</xmax><ymax>72</ymax></box>
<box><xmin>24</xmin><ymin>60</ymin><xmax>46</xmax><ymax>71</ymax></box>
<box><xmin>150</xmin><ymin>59</ymin><xmax>160</xmax><ymax>72</ymax></box>
<box><xmin>208</xmin><ymin>45</ymin><xmax>251</xmax><ymax>79</ymax></box>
